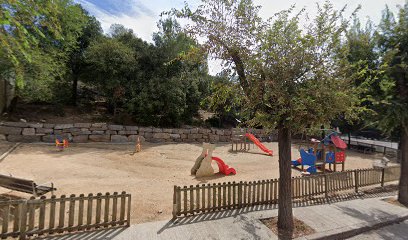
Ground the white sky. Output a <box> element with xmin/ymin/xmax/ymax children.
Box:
<box><xmin>76</xmin><ymin>0</ymin><xmax>406</xmax><ymax>75</ymax></box>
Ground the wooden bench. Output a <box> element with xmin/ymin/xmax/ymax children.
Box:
<box><xmin>0</xmin><ymin>174</ymin><xmax>56</xmax><ymax>196</ymax></box>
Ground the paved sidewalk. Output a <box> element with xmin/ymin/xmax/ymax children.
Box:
<box><xmin>347</xmin><ymin>220</ymin><xmax>408</xmax><ymax>240</ymax></box>
<box><xmin>38</xmin><ymin>195</ymin><xmax>408</xmax><ymax>240</ymax></box>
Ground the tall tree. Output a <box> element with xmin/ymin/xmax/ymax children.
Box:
<box><xmin>168</xmin><ymin>0</ymin><xmax>359</xmax><ymax>234</ymax></box>
<box><xmin>336</xmin><ymin>18</ymin><xmax>378</xmax><ymax>144</ymax></box>
<box><xmin>68</xmin><ymin>12</ymin><xmax>103</xmax><ymax>105</ymax></box>
<box><xmin>374</xmin><ymin>3</ymin><xmax>408</xmax><ymax>205</ymax></box>
<box><xmin>0</xmin><ymin>0</ymin><xmax>62</xmax><ymax>86</ymax></box>
<box><xmin>84</xmin><ymin>37</ymin><xmax>137</xmax><ymax>115</ymax></box>
<box><xmin>1</xmin><ymin>0</ymin><xmax>88</xmax><ymax>102</ymax></box>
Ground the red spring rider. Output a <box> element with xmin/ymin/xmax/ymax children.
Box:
<box><xmin>55</xmin><ymin>137</ymin><xmax>68</xmax><ymax>151</ymax></box>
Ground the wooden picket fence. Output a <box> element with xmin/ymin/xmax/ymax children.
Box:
<box><xmin>173</xmin><ymin>166</ymin><xmax>400</xmax><ymax>217</ymax></box>
<box><xmin>0</xmin><ymin>192</ymin><xmax>131</xmax><ymax>239</ymax></box>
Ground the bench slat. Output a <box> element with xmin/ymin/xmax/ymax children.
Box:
<box><xmin>0</xmin><ymin>174</ymin><xmax>55</xmax><ymax>196</ymax></box>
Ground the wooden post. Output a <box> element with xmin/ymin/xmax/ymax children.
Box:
<box><xmin>238</xmin><ymin>181</ymin><xmax>243</xmax><ymax>208</ymax></box>
<box><xmin>27</xmin><ymin>196</ymin><xmax>35</xmax><ymax>232</ymax></box>
<box><xmin>49</xmin><ymin>195</ymin><xmax>56</xmax><ymax>233</ymax></box>
<box><xmin>112</xmin><ymin>192</ymin><xmax>118</xmax><ymax>226</ymax></box>
<box><xmin>119</xmin><ymin>192</ymin><xmax>126</xmax><ymax>225</ymax></box>
<box><xmin>172</xmin><ymin>186</ymin><xmax>177</xmax><ymax>218</ymax></box>
<box><xmin>381</xmin><ymin>168</ymin><xmax>385</xmax><ymax>187</ymax></box>
<box><xmin>13</xmin><ymin>202</ymin><xmax>21</xmax><ymax>234</ymax></box>
<box><xmin>104</xmin><ymin>192</ymin><xmax>110</xmax><ymax>227</ymax></box>
<box><xmin>354</xmin><ymin>170</ymin><xmax>359</xmax><ymax>193</ymax></box>
<box><xmin>78</xmin><ymin>194</ymin><xmax>85</xmax><ymax>230</ymax></box>
<box><xmin>324</xmin><ymin>174</ymin><xmax>328</xmax><ymax>198</ymax></box>
<box><xmin>127</xmin><ymin>193</ymin><xmax>131</xmax><ymax>227</ymax></box>
<box><xmin>201</xmin><ymin>184</ymin><xmax>205</xmax><ymax>213</ymax></box>
<box><xmin>86</xmin><ymin>194</ymin><xmax>93</xmax><ymax>229</ymax></box>
<box><xmin>196</xmin><ymin>184</ymin><xmax>200</xmax><ymax>212</ymax></box>
<box><xmin>2</xmin><ymin>202</ymin><xmax>10</xmax><ymax>236</ymax></box>
<box><xmin>68</xmin><ymin>194</ymin><xmax>76</xmax><ymax>232</ymax></box>
<box><xmin>19</xmin><ymin>201</ymin><xmax>27</xmax><ymax>240</ymax></box>
<box><xmin>58</xmin><ymin>195</ymin><xmax>66</xmax><ymax>233</ymax></box>
<box><xmin>189</xmin><ymin>185</ymin><xmax>194</xmax><ymax>214</ymax></box>
<box><xmin>95</xmin><ymin>193</ymin><xmax>102</xmax><ymax>227</ymax></box>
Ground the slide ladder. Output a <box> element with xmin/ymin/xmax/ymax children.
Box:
<box><xmin>245</xmin><ymin>133</ymin><xmax>273</xmax><ymax>156</ymax></box>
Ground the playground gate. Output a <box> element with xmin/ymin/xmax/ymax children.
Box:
<box><xmin>0</xmin><ymin>192</ymin><xmax>131</xmax><ymax>239</ymax></box>
<box><xmin>173</xmin><ymin>166</ymin><xmax>400</xmax><ymax>217</ymax></box>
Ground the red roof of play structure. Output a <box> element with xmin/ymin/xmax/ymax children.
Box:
<box><xmin>331</xmin><ymin>135</ymin><xmax>347</xmax><ymax>149</ymax></box>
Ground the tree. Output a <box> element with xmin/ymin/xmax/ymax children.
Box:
<box><xmin>1</xmin><ymin>0</ymin><xmax>89</xmax><ymax>103</ymax></box>
<box><xmin>0</xmin><ymin>0</ymin><xmax>62</xmax><ymax>85</ymax></box>
<box><xmin>84</xmin><ymin>38</ymin><xmax>137</xmax><ymax>115</ymax></box>
<box><xmin>168</xmin><ymin>0</ymin><xmax>359</xmax><ymax>234</ymax></box>
<box><xmin>336</xmin><ymin>18</ymin><xmax>379</xmax><ymax>145</ymax></box>
<box><xmin>202</xmin><ymin>75</ymin><xmax>244</xmax><ymax>127</ymax></box>
<box><xmin>68</xmin><ymin>12</ymin><xmax>103</xmax><ymax>105</ymax></box>
<box><xmin>373</xmin><ymin>3</ymin><xmax>408</xmax><ymax>205</ymax></box>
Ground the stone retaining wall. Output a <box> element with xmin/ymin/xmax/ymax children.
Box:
<box><xmin>0</xmin><ymin>122</ymin><xmax>276</xmax><ymax>143</ymax></box>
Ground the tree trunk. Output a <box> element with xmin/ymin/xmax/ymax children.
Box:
<box><xmin>398</xmin><ymin>127</ymin><xmax>408</xmax><ymax>205</ymax></box>
<box><xmin>348</xmin><ymin>132</ymin><xmax>351</xmax><ymax>150</ymax></box>
<box><xmin>72</xmin><ymin>75</ymin><xmax>78</xmax><ymax>106</ymax></box>
<box><xmin>277</xmin><ymin>126</ymin><xmax>294</xmax><ymax>234</ymax></box>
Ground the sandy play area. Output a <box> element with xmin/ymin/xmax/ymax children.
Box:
<box><xmin>0</xmin><ymin>141</ymin><xmax>383</xmax><ymax>223</ymax></box>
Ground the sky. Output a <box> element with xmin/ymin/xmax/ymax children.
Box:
<box><xmin>75</xmin><ymin>0</ymin><xmax>406</xmax><ymax>75</ymax></box>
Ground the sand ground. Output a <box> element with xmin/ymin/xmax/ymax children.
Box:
<box><xmin>0</xmin><ymin>141</ymin><xmax>385</xmax><ymax>223</ymax></box>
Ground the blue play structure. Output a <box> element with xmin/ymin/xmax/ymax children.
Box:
<box><xmin>291</xmin><ymin>148</ymin><xmax>317</xmax><ymax>173</ymax></box>
<box><xmin>292</xmin><ymin>130</ymin><xmax>347</xmax><ymax>174</ymax></box>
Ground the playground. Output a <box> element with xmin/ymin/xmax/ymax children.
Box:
<box><xmin>0</xmin><ymin>140</ymin><xmax>384</xmax><ymax>224</ymax></box>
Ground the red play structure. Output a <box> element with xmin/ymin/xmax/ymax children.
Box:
<box><xmin>245</xmin><ymin>133</ymin><xmax>273</xmax><ymax>156</ymax></box>
<box><xmin>191</xmin><ymin>143</ymin><xmax>236</xmax><ymax>177</ymax></box>
<box><xmin>212</xmin><ymin>157</ymin><xmax>237</xmax><ymax>175</ymax></box>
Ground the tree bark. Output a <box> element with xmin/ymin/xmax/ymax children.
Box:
<box><xmin>72</xmin><ymin>75</ymin><xmax>78</xmax><ymax>106</ymax></box>
<box><xmin>277</xmin><ymin>126</ymin><xmax>294</xmax><ymax>234</ymax></box>
<box><xmin>398</xmin><ymin>127</ymin><xmax>408</xmax><ymax>205</ymax></box>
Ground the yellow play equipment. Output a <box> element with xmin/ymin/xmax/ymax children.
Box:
<box><xmin>135</xmin><ymin>137</ymin><xmax>142</xmax><ymax>153</ymax></box>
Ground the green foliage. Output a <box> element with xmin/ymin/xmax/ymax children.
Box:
<box><xmin>85</xmin><ymin>37</ymin><xmax>136</xmax><ymax>113</ymax></box>
<box><xmin>202</xmin><ymin>74</ymin><xmax>244</xmax><ymax>126</ymax></box>
<box><xmin>1</xmin><ymin>0</ymin><xmax>61</xmax><ymax>86</ymax></box>
<box><xmin>84</xmin><ymin>20</ymin><xmax>211</xmax><ymax>126</ymax></box>
<box><xmin>1</xmin><ymin>0</ymin><xmax>89</xmax><ymax>101</ymax></box>
<box><xmin>168</xmin><ymin>0</ymin><xmax>360</xmax><ymax>132</ymax></box>
<box><xmin>370</xmin><ymin>3</ymin><xmax>408</xmax><ymax>135</ymax></box>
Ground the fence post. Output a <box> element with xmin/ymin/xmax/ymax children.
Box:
<box><xmin>127</xmin><ymin>193</ymin><xmax>131</xmax><ymax>227</ymax></box>
<box><xmin>238</xmin><ymin>181</ymin><xmax>243</xmax><ymax>208</ymax></box>
<box><xmin>19</xmin><ymin>201</ymin><xmax>27</xmax><ymax>240</ymax></box>
<box><xmin>172</xmin><ymin>186</ymin><xmax>178</xmax><ymax>218</ymax></box>
<box><xmin>324</xmin><ymin>174</ymin><xmax>328</xmax><ymax>198</ymax></box>
<box><xmin>354</xmin><ymin>170</ymin><xmax>359</xmax><ymax>193</ymax></box>
<box><xmin>381</xmin><ymin>168</ymin><xmax>385</xmax><ymax>187</ymax></box>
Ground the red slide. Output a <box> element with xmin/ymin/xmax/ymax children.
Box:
<box><xmin>211</xmin><ymin>157</ymin><xmax>236</xmax><ymax>175</ymax></box>
<box><xmin>245</xmin><ymin>133</ymin><xmax>273</xmax><ymax>156</ymax></box>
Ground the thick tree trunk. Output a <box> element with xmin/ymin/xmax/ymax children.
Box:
<box><xmin>72</xmin><ymin>75</ymin><xmax>78</xmax><ymax>106</ymax></box>
<box><xmin>398</xmin><ymin>127</ymin><xmax>408</xmax><ymax>205</ymax></box>
<box><xmin>277</xmin><ymin>127</ymin><xmax>294</xmax><ymax>234</ymax></box>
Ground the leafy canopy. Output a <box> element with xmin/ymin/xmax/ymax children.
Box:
<box><xmin>167</xmin><ymin>0</ymin><xmax>360</xmax><ymax>132</ymax></box>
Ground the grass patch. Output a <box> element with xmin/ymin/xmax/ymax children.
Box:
<box><xmin>260</xmin><ymin>216</ymin><xmax>315</xmax><ymax>239</ymax></box>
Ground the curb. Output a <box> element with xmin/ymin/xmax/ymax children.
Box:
<box><xmin>0</xmin><ymin>142</ymin><xmax>21</xmax><ymax>163</ymax></box>
<box><xmin>303</xmin><ymin>214</ymin><xmax>408</xmax><ymax>240</ymax></box>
